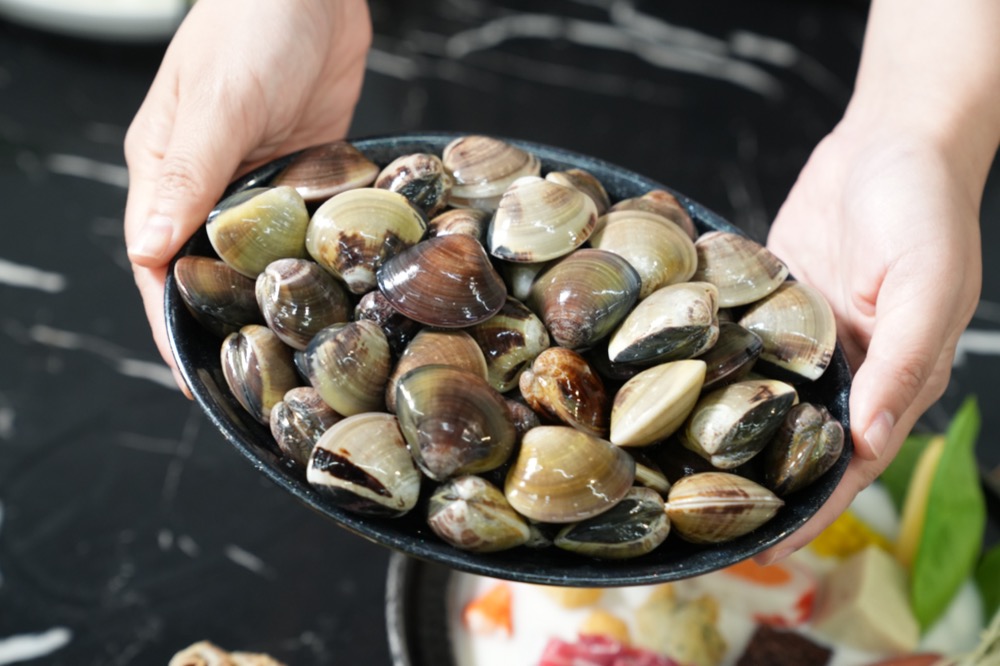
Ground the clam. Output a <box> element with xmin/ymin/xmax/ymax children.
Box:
<box><xmin>488</xmin><ymin>176</ymin><xmax>598</xmax><ymax>263</ymax></box>
<box><xmin>353</xmin><ymin>289</ymin><xmax>422</xmax><ymax>357</ymax></box>
<box><xmin>665</xmin><ymin>472</ymin><xmax>784</xmax><ymax>544</ymax></box>
<box><xmin>306</xmin><ymin>412</ymin><xmax>420</xmax><ymax>517</ymax></box>
<box><xmin>607</xmin><ymin>282</ymin><xmax>719</xmax><ymax>365</ymax></box>
<box><xmin>306</xmin><ymin>187</ymin><xmax>427</xmax><ymax>295</ymax></box>
<box><xmin>173</xmin><ymin>256</ymin><xmax>263</xmax><ymax>337</ymax></box>
<box><xmin>271</xmin><ymin>140</ymin><xmax>379</xmax><ymax>203</ymax></box>
<box><xmin>395</xmin><ymin>365</ymin><xmax>516</xmax><ymax>481</ymax></box>
<box><xmin>467</xmin><ymin>297</ymin><xmax>551</xmax><ymax>393</ymax></box>
<box><xmin>505</xmin><ymin>397</ymin><xmax>541</xmax><ymax>438</ymax></box>
<box><xmin>696</xmin><ymin>321</ymin><xmax>763</xmax><ymax>392</ymax></box>
<box><xmin>427</xmin><ymin>208</ymin><xmax>490</xmax><ymax>241</ymax></box>
<box><xmin>377</xmin><ymin>234</ymin><xmax>507</xmax><ymax>328</ymax></box>
<box><xmin>527</xmin><ymin>249</ymin><xmax>641</xmax><ymax>350</ymax></box>
<box><xmin>634</xmin><ymin>461</ymin><xmax>672</xmax><ymax>496</ymax></box>
<box><xmin>545</xmin><ymin>168</ymin><xmax>610</xmax><ymax>215</ymax></box>
<box><xmin>608</xmin><ymin>189</ymin><xmax>697</xmax><ymax>240</ymax></box>
<box><xmin>269</xmin><ymin>386</ymin><xmax>342</xmax><ymax>466</ymax></box>
<box><xmin>385</xmin><ymin>329</ymin><xmax>488</xmax><ymax>413</ymax></box>
<box><xmin>255</xmin><ymin>258</ymin><xmax>351</xmax><ymax>350</ymax></box>
<box><xmin>504</xmin><ymin>426</ymin><xmax>635</xmax><ymax>523</ymax></box>
<box><xmin>220</xmin><ymin>324</ymin><xmax>299</xmax><ymax>424</ymax></box>
<box><xmin>762</xmin><ymin>403</ymin><xmax>845</xmax><ymax>496</ymax></box>
<box><xmin>499</xmin><ymin>259</ymin><xmax>550</xmax><ymax>303</ymax></box>
<box><xmin>207</xmin><ymin>186</ymin><xmax>310</xmax><ymax>278</ymax></box>
<box><xmin>682</xmin><ymin>379</ymin><xmax>798</xmax><ymax>469</ymax></box>
<box><xmin>442</xmin><ymin>135</ymin><xmax>541</xmax><ymax>210</ymax></box>
<box><xmin>692</xmin><ymin>231</ymin><xmax>788</xmax><ymax>307</ymax></box>
<box><xmin>374</xmin><ymin>152</ymin><xmax>453</xmax><ymax>218</ymax></box>
<box><xmin>519</xmin><ymin>347</ymin><xmax>609</xmax><ymax>438</ymax></box>
<box><xmin>554</xmin><ymin>486</ymin><xmax>670</xmax><ymax>559</ymax></box>
<box><xmin>301</xmin><ymin>320</ymin><xmax>391</xmax><ymax>416</ymax></box>
<box><xmin>609</xmin><ymin>359</ymin><xmax>706</xmax><ymax>447</ymax></box>
<box><xmin>738</xmin><ymin>281</ymin><xmax>837</xmax><ymax>382</ymax></box>
<box><xmin>589</xmin><ymin>209</ymin><xmax>698</xmax><ymax>299</ymax></box>
<box><xmin>427</xmin><ymin>475</ymin><xmax>531</xmax><ymax>553</ymax></box>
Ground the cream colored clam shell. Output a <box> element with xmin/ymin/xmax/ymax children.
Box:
<box><xmin>665</xmin><ymin>472</ymin><xmax>783</xmax><ymax>544</ymax></box>
<box><xmin>692</xmin><ymin>231</ymin><xmax>788</xmax><ymax>307</ymax></box>
<box><xmin>610</xmin><ymin>359</ymin><xmax>706</xmax><ymax>447</ymax></box>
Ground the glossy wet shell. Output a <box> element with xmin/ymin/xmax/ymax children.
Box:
<box><xmin>545</xmin><ymin>168</ymin><xmax>611</xmax><ymax>215</ymax></box>
<box><xmin>426</xmin><ymin>208</ymin><xmax>490</xmax><ymax>241</ymax></box>
<box><xmin>207</xmin><ymin>186</ymin><xmax>310</xmax><ymax>278</ymax></box>
<box><xmin>554</xmin><ymin>486</ymin><xmax>670</xmax><ymax>559</ymax></box>
<box><xmin>220</xmin><ymin>324</ymin><xmax>299</xmax><ymax>424</ymax></box>
<box><xmin>427</xmin><ymin>475</ymin><xmax>531</xmax><ymax>553</ymax></box>
<box><xmin>519</xmin><ymin>347</ymin><xmax>609</xmax><ymax>438</ymax></box>
<box><xmin>762</xmin><ymin>402</ymin><xmax>845</xmax><ymax>496</ymax></box>
<box><xmin>488</xmin><ymin>176</ymin><xmax>598</xmax><ymax>263</ymax></box>
<box><xmin>269</xmin><ymin>386</ymin><xmax>342</xmax><ymax>466</ymax></box>
<box><xmin>608</xmin><ymin>189</ymin><xmax>697</xmax><ymax>240</ymax></box>
<box><xmin>173</xmin><ymin>256</ymin><xmax>263</xmax><ymax>337</ymax></box>
<box><xmin>696</xmin><ymin>322</ymin><xmax>763</xmax><ymax>392</ymax></box>
<box><xmin>384</xmin><ymin>329</ymin><xmax>488</xmax><ymax>413</ymax></box>
<box><xmin>306</xmin><ymin>187</ymin><xmax>428</xmax><ymax>295</ymax></box>
<box><xmin>271</xmin><ymin>141</ymin><xmax>379</xmax><ymax>203</ymax></box>
<box><xmin>255</xmin><ymin>258</ymin><xmax>351</xmax><ymax>350</ymax></box>
<box><xmin>682</xmin><ymin>379</ymin><xmax>798</xmax><ymax>469</ymax></box>
<box><xmin>738</xmin><ymin>281</ymin><xmax>837</xmax><ymax>382</ymax></box>
<box><xmin>302</xmin><ymin>320</ymin><xmax>391</xmax><ymax>416</ymax></box>
<box><xmin>527</xmin><ymin>249</ymin><xmax>641</xmax><ymax>350</ymax></box>
<box><xmin>395</xmin><ymin>365</ymin><xmax>516</xmax><ymax>481</ymax></box>
<box><xmin>306</xmin><ymin>412</ymin><xmax>420</xmax><ymax>517</ymax></box>
<box><xmin>504</xmin><ymin>425</ymin><xmax>635</xmax><ymax>523</ymax></box>
<box><xmin>374</xmin><ymin>152</ymin><xmax>453</xmax><ymax>218</ymax></box>
<box><xmin>589</xmin><ymin>209</ymin><xmax>698</xmax><ymax>299</ymax></box>
<box><xmin>442</xmin><ymin>135</ymin><xmax>541</xmax><ymax>210</ymax></box>
<box><xmin>353</xmin><ymin>290</ymin><xmax>422</xmax><ymax>357</ymax></box>
<box><xmin>377</xmin><ymin>234</ymin><xmax>507</xmax><ymax>328</ymax></box>
<box><xmin>666</xmin><ymin>472</ymin><xmax>784</xmax><ymax>544</ymax></box>
<box><xmin>467</xmin><ymin>297</ymin><xmax>551</xmax><ymax>393</ymax></box>
<box><xmin>692</xmin><ymin>231</ymin><xmax>789</xmax><ymax>307</ymax></box>
<box><xmin>610</xmin><ymin>359</ymin><xmax>706</xmax><ymax>447</ymax></box>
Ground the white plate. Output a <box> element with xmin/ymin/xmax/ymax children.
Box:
<box><xmin>0</xmin><ymin>0</ymin><xmax>187</xmax><ymax>42</ymax></box>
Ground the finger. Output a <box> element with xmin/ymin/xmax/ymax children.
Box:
<box><xmin>133</xmin><ymin>264</ymin><xmax>193</xmax><ymax>398</ymax></box>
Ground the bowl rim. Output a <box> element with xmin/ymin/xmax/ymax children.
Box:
<box><xmin>164</xmin><ymin>131</ymin><xmax>853</xmax><ymax>587</ymax></box>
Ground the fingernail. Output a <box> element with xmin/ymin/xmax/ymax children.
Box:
<box><xmin>864</xmin><ymin>411</ymin><xmax>895</xmax><ymax>460</ymax></box>
<box><xmin>754</xmin><ymin>547</ymin><xmax>793</xmax><ymax>566</ymax></box>
<box><xmin>130</xmin><ymin>215</ymin><xmax>174</xmax><ymax>260</ymax></box>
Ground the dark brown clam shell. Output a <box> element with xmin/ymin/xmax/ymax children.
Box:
<box><xmin>762</xmin><ymin>403</ymin><xmax>844</xmax><ymax>496</ymax></box>
<box><xmin>354</xmin><ymin>290</ymin><xmax>422</xmax><ymax>357</ymax></box>
<box><xmin>269</xmin><ymin>386</ymin><xmax>342</xmax><ymax>466</ymax></box>
<box><xmin>696</xmin><ymin>321</ymin><xmax>763</xmax><ymax>392</ymax></box>
<box><xmin>173</xmin><ymin>256</ymin><xmax>263</xmax><ymax>338</ymax></box>
<box><xmin>374</xmin><ymin>152</ymin><xmax>452</xmax><ymax>218</ymax></box>
<box><xmin>271</xmin><ymin>141</ymin><xmax>379</xmax><ymax>203</ymax></box>
<box><xmin>519</xmin><ymin>347</ymin><xmax>609</xmax><ymax>438</ymax></box>
<box><xmin>220</xmin><ymin>325</ymin><xmax>300</xmax><ymax>424</ymax></box>
<box><xmin>255</xmin><ymin>258</ymin><xmax>351</xmax><ymax>350</ymax></box>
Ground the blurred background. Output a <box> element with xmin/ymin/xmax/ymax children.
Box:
<box><xmin>0</xmin><ymin>1</ymin><xmax>997</xmax><ymax>663</ymax></box>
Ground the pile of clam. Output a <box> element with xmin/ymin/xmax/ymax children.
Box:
<box><xmin>173</xmin><ymin>135</ymin><xmax>845</xmax><ymax>560</ymax></box>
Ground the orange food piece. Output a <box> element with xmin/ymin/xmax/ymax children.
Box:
<box><xmin>723</xmin><ymin>558</ymin><xmax>793</xmax><ymax>586</ymax></box>
<box><xmin>463</xmin><ymin>582</ymin><xmax>513</xmax><ymax>637</ymax></box>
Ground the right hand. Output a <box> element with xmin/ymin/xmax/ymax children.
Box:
<box><xmin>123</xmin><ymin>0</ymin><xmax>372</xmax><ymax>394</ymax></box>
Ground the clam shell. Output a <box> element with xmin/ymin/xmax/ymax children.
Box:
<box><xmin>427</xmin><ymin>208</ymin><xmax>490</xmax><ymax>241</ymax></box>
<box><xmin>504</xmin><ymin>425</ymin><xmax>635</xmax><ymax>523</ymax></box>
<box><xmin>665</xmin><ymin>472</ymin><xmax>783</xmax><ymax>544</ymax></box>
<box><xmin>589</xmin><ymin>209</ymin><xmax>698</xmax><ymax>299</ymax></box>
<box><xmin>427</xmin><ymin>475</ymin><xmax>531</xmax><ymax>553</ymax></box>
<box><xmin>527</xmin><ymin>248</ymin><xmax>641</xmax><ymax>350</ymax></box>
<box><xmin>269</xmin><ymin>386</ymin><xmax>342</xmax><ymax>466</ymax></box>
<box><xmin>545</xmin><ymin>168</ymin><xmax>611</xmax><ymax>215</ymax></box>
<box><xmin>353</xmin><ymin>290</ymin><xmax>422</xmax><ymax>357</ymax></box>
<box><xmin>467</xmin><ymin>297</ymin><xmax>551</xmax><ymax>393</ymax></box>
<box><xmin>682</xmin><ymin>379</ymin><xmax>798</xmax><ymax>469</ymax></box>
<box><xmin>692</xmin><ymin>231</ymin><xmax>788</xmax><ymax>307</ymax></box>
<box><xmin>519</xmin><ymin>347</ymin><xmax>609</xmax><ymax>438</ymax></box>
<box><xmin>271</xmin><ymin>141</ymin><xmax>379</xmax><ymax>203</ymax></box>
<box><xmin>609</xmin><ymin>359</ymin><xmax>706</xmax><ymax>447</ymax></box>
<box><xmin>306</xmin><ymin>187</ymin><xmax>427</xmax><ymax>295</ymax></box>
<box><xmin>505</xmin><ymin>397</ymin><xmax>541</xmax><ymax>439</ymax></box>
<box><xmin>738</xmin><ymin>281</ymin><xmax>837</xmax><ymax>382</ymax></box>
<box><xmin>608</xmin><ymin>189</ymin><xmax>696</xmax><ymax>240</ymax></box>
<box><xmin>499</xmin><ymin>259</ymin><xmax>550</xmax><ymax>303</ymax></box>
<box><xmin>762</xmin><ymin>403</ymin><xmax>845</xmax><ymax>496</ymax></box>
<box><xmin>207</xmin><ymin>186</ymin><xmax>309</xmax><ymax>278</ymax></box>
<box><xmin>634</xmin><ymin>461</ymin><xmax>672</xmax><ymax>495</ymax></box>
<box><xmin>385</xmin><ymin>329</ymin><xmax>488</xmax><ymax>413</ymax></box>
<box><xmin>607</xmin><ymin>282</ymin><xmax>719</xmax><ymax>365</ymax></box>
<box><xmin>374</xmin><ymin>152</ymin><xmax>453</xmax><ymax>218</ymax></box>
<box><xmin>396</xmin><ymin>365</ymin><xmax>516</xmax><ymax>481</ymax></box>
<box><xmin>442</xmin><ymin>135</ymin><xmax>541</xmax><ymax>211</ymax></box>
<box><xmin>696</xmin><ymin>321</ymin><xmax>763</xmax><ymax>392</ymax></box>
<box><xmin>302</xmin><ymin>320</ymin><xmax>391</xmax><ymax>416</ymax></box>
<box><xmin>306</xmin><ymin>412</ymin><xmax>420</xmax><ymax>517</ymax></box>
<box><xmin>255</xmin><ymin>258</ymin><xmax>351</xmax><ymax>350</ymax></box>
<box><xmin>173</xmin><ymin>256</ymin><xmax>263</xmax><ymax>337</ymax></box>
<box><xmin>220</xmin><ymin>324</ymin><xmax>299</xmax><ymax>424</ymax></box>
<box><xmin>488</xmin><ymin>176</ymin><xmax>598</xmax><ymax>263</ymax></box>
<box><xmin>554</xmin><ymin>486</ymin><xmax>669</xmax><ymax>559</ymax></box>
<box><xmin>377</xmin><ymin>234</ymin><xmax>507</xmax><ymax>328</ymax></box>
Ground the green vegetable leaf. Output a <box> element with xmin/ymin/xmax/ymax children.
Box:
<box><xmin>977</xmin><ymin>544</ymin><xmax>1000</xmax><ymax>621</ymax></box>
<box><xmin>911</xmin><ymin>396</ymin><xmax>987</xmax><ymax>631</ymax></box>
<box><xmin>881</xmin><ymin>432</ymin><xmax>935</xmax><ymax>512</ymax></box>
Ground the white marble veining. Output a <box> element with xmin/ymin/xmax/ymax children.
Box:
<box><xmin>0</xmin><ymin>258</ymin><xmax>66</xmax><ymax>293</ymax></box>
<box><xmin>0</xmin><ymin>628</ymin><xmax>72</xmax><ymax>666</ymax></box>
<box><xmin>954</xmin><ymin>328</ymin><xmax>1000</xmax><ymax>367</ymax></box>
<box><xmin>44</xmin><ymin>153</ymin><xmax>129</xmax><ymax>188</ymax></box>
<box><xmin>224</xmin><ymin>544</ymin><xmax>271</xmax><ymax>577</ymax></box>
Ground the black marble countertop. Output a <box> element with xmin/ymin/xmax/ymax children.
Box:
<box><xmin>1</xmin><ymin>1</ymin><xmax>997</xmax><ymax>664</ymax></box>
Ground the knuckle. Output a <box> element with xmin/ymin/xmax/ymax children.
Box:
<box><xmin>157</xmin><ymin>156</ymin><xmax>208</xmax><ymax>202</ymax></box>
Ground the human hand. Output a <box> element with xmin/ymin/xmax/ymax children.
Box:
<box><xmin>124</xmin><ymin>0</ymin><xmax>372</xmax><ymax>394</ymax></box>
<box><xmin>755</xmin><ymin>114</ymin><xmax>983</xmax><ymax>564</ymax></box>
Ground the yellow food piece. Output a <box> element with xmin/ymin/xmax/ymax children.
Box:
<box><xmin>579</xmin><ymin>609</ymin><xmax>631</xmax><ymax>645</ymax></box>
<box><xmin>809</xmin><ymin>509</ymin><xmax>892</xmax><ymax>559</ymax></box>
<box><xmin>542</xmin><ymin>586</ymin><xmax>604</xmax><ymax>608</ymax></box>
<box><xmin>895</xmin><ymin>435</ymin><xmax>946</xmax><ymax>569</ymax></box>
<box><xmin>635</xmin><ymin>593</ymin><xmax>726</xmax><ymax>666</ymax></box>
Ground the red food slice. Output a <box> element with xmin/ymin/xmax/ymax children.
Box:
<box><xmin>538</xmin><ymin>634</ymin><xmax>680</xmax><ymax>666</ymax></box>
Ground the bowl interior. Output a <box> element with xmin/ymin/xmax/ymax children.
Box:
<box><xmin>164</xmin><ymin>131</ymin><xmax>853</xmax><ymax>587</ymax></box>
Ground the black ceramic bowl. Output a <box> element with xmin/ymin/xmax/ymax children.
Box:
<box><xmin>164</xmin><ymin>132</ymin><xmax>853</xmax><ymax>587</ymax></box>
